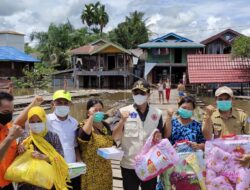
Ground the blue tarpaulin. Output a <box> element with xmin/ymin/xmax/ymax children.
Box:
<box><xmin>0</xmin><ymin>46</ymin><xmax>39</xmax><ymax>62</ymax></box>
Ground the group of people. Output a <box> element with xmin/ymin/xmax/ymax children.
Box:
<box><xmin>157</xmin><ymin>79</ymin><xmax>171</xmax><ymax>104</ymax></box>
<box><xmin>0</xmin><ymin>80</ymin><xmax>250</xmax><ymax>190</ymax></box>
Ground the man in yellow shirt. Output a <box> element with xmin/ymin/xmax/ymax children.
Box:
<box><xmin>202</xmin><ymin>86</ymin><xmax>250</xmax><ymax>166</ymax></box>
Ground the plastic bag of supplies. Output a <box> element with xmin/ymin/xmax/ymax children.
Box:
<box><xmin>4</xmin><ymin>150</ymin><xmax>55</xmax><ymax>189</ymax></box>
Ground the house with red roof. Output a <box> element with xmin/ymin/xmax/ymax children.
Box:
<box><xmin>187</xmin><ymin>29</ymin><xmax>250</xmax><ymax>87</ymax></box>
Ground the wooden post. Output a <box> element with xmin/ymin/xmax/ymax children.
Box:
<box><xmin>98</xmin><ymin>54</ymin><xmax>100</xmax><ymax>70</ymax></box>
<box><xmin>89</xmin><ymin>76</ymin><xmax>91</xmax><ymax>88</ymax></box>
<box><xmin>98</xmin><ymin>76</ymin><xmax>101</xmax><ymax>89</ymax></box>
<box><xmin>124</xmin><ymin>76</ymin><xmax>126</xmax><ymax>89</ymax></box>
<box><xmin>169</xmin><ymin>65</ymin><xmax>172</xmax><ymax>84</ymax></box>
<box><xmin>73</xmin><ymin>55</ymin><xmax>77</xmax><ymax>89</ymax></box>
<box><xmin>124</xmin><ymin>54</ymin><xmax>126</xmax><ymax>71</ymax></box>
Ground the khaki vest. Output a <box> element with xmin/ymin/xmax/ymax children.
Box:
<box><xmin>120</xmin><ymin>105</ymin><xmax>162</xmax><ymax>169</ymax></box>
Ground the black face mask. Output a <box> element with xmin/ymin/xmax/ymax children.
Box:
<box><xmin>0</xmin><ymin>112</ymin><xmax>13</xmax><ymax>126</ymax></box>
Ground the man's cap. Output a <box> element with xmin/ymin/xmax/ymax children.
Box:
<box><xmin>52</xmin><ymin>90</ymin><xmax>72</xmax><ymax>101</ymax></box>
<box><xmin>215</xmin><ymin>86</ymin><xmax>233</xmax><ymax>97</ymax></box>
<box><xmin>132</xmin><ymin>80</ymin><xmax>150</xmax><ymax>92</ymax></box>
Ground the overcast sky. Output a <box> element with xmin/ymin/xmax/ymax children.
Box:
<box><xmin>1</xmin><ymin>0</ymin><xmax>250</xmax><ymax>43</ymax></box>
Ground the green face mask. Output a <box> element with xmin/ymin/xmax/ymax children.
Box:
<box><xmin>93</xmin><ymin>112</ymin><xmax>105</xmax><ymax>123</ymax></box>
<box><xmin>217</xmin><ymin>100</ymin><xmax>232</xmax><ymax>111</ymax></box>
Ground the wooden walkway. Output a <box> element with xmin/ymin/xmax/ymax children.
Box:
<box><xmin>111</xmin><ymin>89</ymin><xmax>179</xmax><ymax>189</ymax></box>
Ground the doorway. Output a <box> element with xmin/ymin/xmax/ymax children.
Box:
<box><xmin>174</xmin><ymin>49</ymin><xmax>182</xmax><ymax>63</ymax></box>
<box><xmin>108</xmin><ymin>56</ymin><xmax>116</xmax><ymax>70</ymax></box>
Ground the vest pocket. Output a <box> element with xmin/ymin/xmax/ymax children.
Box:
<box><xmin>124</xmin><ymin>121</ymin><xmax>139</xmax><ymax>138</ymax></box>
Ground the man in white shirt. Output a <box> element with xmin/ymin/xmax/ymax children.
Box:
<box><xmin>47</xmin><ymin>90</ymin><xmax>81</xmax><ymax>189</ymax></box>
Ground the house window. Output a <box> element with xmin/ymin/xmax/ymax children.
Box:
<box><xmin>160</xmin><ymin>48</ymin><xmax>169</xmax><ymax>55</ymax></box>
<box><xmin>117</xmin><ymin>55</ymin><xmax>124</xmax><ymax>68</ymax></box>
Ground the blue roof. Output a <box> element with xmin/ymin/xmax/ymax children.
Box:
<box><xmin>150</xmin><ymin>33</ymin><xmax>193</xmax><ymax>42</ymax></box>
<box><xmin>0</xmin><ymin>46</ymin><xmax>39</xmax><ymax>62</ymax></box>
<box><xmin>138</xmin><ymin>32</ymin><xmax>204</xmax><ymax>48</ymax></box>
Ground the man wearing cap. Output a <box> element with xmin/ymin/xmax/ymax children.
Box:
<box><xmin>111</xmin><ymin>80</ymin><xmax>163</xmax><ymax>190</ymax></box>
<box><xmin>202</xmin><ymin>86</ymin><xmax>250</xmax><ymax>165</ymax></box>
<box><xmin>203</xmin><ymin>86</ymin><xmax>250</xmax><ymax>139</ymax></box>
<box><xmin>47</xmin><ymin>90</ymin><xmax>81</xmax><ymax>189</ymax></box>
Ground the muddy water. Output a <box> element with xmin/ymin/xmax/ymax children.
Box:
<box><xmin>46</xmin><ymin>92</ymin><xmax>133</xmax><ymax>122</ymax></box>
<box><xmin>200</xmin><ymin>97</ymin><xmax>250</xmax><ymax>116</ymax></box>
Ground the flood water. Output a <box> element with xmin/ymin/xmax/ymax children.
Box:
<box><xmin>200</xmin><ymin>97</ymin><xmax>250</xmax><ymax>116</ymax></box>
<box><xmin>47</xmin><ymin>92</ymin><xmax>133</xmax><ymax>122</ymax></box>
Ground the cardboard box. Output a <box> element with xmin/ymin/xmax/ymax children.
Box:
<box><xmin>68</xmin><ymin>162</ymin><xmax>86</xmax><ymax>179</ymax></box>
<box><xmin>97</xmin><ymin>147</ymin><xmax>124</xmax><ymax>160</ymax></box>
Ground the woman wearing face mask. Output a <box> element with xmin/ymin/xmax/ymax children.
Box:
<box><xmin>78</xmin><ymin>99</ymin><xmax>113</xmax><ymax>190</ymax></box>
<box><xmin>164</xmin><ymin>96</ymin><xmax>205</xmax><ymax>151</ymax></box>
<box><xmin>17</xmin><ymin>106</ymin><xmax>69</xmax><ymax>190</ymax></box>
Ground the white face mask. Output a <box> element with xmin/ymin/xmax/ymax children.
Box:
<box><xmin>55</xmin><ymin>106</ymin><xmax>70</xmax><ymax>117</ymax></box>
<box><xmin>133</xmin><ymin>94</ymin><xmax>148</xmax><ymax>105</ymax></box>
<box><xmin>29</xmin><ymin>122</ymin><xmax>46</xmax><ymax>134</ymax></box>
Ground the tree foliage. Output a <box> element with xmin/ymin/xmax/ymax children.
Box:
<box><xmin>30</xmin><ymin>21</ymin><xmax>100</xmax><ymax>70</ymax></box>
<box><xmin>232</xmin><ymin>36</ymin><xmax>250</xmax><ymax>58</ymax></box>
<box><xmin>12</xmin><ymin>62</ymin><xmax>55</xmax><ymax>88</ymax></box>
<box><xmin>109</xmin><ymin>11</ymin><xmax>150</xmax><ymax>49</ymax></box>
<box><xmin>81</xmin><ymin>2</ymin><xmax>109</xmax><ymax>36</ymax></box>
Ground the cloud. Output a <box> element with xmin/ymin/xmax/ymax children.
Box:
<box><xmin>0</xmin><ymin>0</ymin><xmax>249</xmax><ymax>44</ymax></box>
<box><xmin>0</xmin><ymin>0</ymin><xmax>26</xmax><ymax>16</ymax></box>
<box><xmin>241</xmin><ymin>28</ymin><xmax>250</xmax><ymax>36</ymax></box>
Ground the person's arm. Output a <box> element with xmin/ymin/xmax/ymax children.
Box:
<box><xmin>14</xmin><ymin>96</ymin><xmax>44</xmax><ymax>127</ymax></box>
<box><xmin>0</xmin><ymin>124</ymin><xmax>23</xmax><ymax>160</ymax></box>
<box><xmin>75</xmin><ymin>147</ymin><xmax>81</xmax><ymax>162</ymax></box>
<box><xmin>189</xmin><ymin>142</ymin><xmax>205</xmax><ymax>151</ymax></box>
<box><xmin>163</xmin><ymin>108</ymin><xmax>175</xmax><ymax>138</ymax></box>
<box><xmin>112</xmin><ymin>111</ymin><xmax>130</xmax><ymax>141</ymax></box>
<box><xmin>202</xmin><ymin>105</ymin><xmax>215</xmax><ymax>140</ymax></box>
<box><xmin>81</xmin><ymin>107</ymin><xmax>95</xmax><ymax>135</ymax></box>
<box><xmin>242</xmin><ymin>113</ymin><xmax>250</xmax><ymax>134</ymax></box>
<box><xmin>157</xmin><ymin>116</ymin><xmax>164</xmax><ymax>136</ymax></box>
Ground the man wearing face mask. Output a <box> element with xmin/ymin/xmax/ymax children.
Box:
<box><xmin>202</xmin><ymin>86</ymin><xmax>250</xmax><ymax>165</ymax></box>
<box><xmin>112</xmin><ymin>80</ymin><xmax>163</xmax><ymax>190</ymax></box>
<box><xmin>0</xmin><ymin>92</ymin><xmax>23</xmax><ymax>190</ymax></box>
<box><xmin>47</xmin><ymin>90</ymin><xmax>81</xmax><ymax>190</ymax></box>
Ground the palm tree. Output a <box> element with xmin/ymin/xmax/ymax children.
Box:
<box><xmin>81</xmin><ymin>3</ymin><xmax>95</xmax><ymax>30</ymax></box>
<box><xmin>81</xmin><ymin>2</ymin><xmax>109</xmax><ymax>36</ymax></box>
<box><xmin>97</xmin><ymin>4</ymin><xmax>109</xmax><ymax>36</ymax></box>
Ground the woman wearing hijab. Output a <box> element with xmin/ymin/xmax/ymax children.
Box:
<box><xmin>17</xmin><ymin>106</ymin><xmax>69</xmax><ymax>190</ymax></box>
<box><xmin>78</xmin><ymin>99</ymin><xmax>113</xmax><ymax>190</ymax></box>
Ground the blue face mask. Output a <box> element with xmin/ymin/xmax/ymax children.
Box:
<box><xmin>217</xmin><ymin>100</ymin><xmax>232</xmax><ymax>111</ymax></box>
<box><xmin>178</xmin><ymin>108</ymin><xmax>193</xmax><ymax>119</ymax></box>
<box><xmin>93</xmin><ymin>112</ymin><xmax>105</xmax><ymax>123</ymax></box>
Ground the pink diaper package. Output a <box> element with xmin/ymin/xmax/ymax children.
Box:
<box><xmin>205</xmin><ymin>135</ymin><xmax>250</xmax><ymax>190</ymax></box>
<box><xmin>134</xmin><ymin>129</ymin><xmax>179</xmax><ymax>181</ymax></box>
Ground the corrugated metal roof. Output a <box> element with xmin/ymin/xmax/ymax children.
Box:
<box><xmin>71</xmin><ymin>39</ymin><xmax>132</xmax><ymax>55</ymax></box>
<box><xmin>0</xmin><ymin>46</ymin><xmax>39</xmax><ymax>62</ymax></box>
<box><xmin>0</xmin><ymin>31</ymin><xmax>24</xmax><ymax>36</ymax></box>
<box><xmin>188</xmin><ymin>54</ymin><xmax>250</xmax><ymax>83</ymax></box>
<box><xmin>138</xmin><ymin>42</ymin><xmax>204</xmax><ymax>48</ymax></box>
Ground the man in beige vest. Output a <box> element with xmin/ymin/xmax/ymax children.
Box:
<box><xmin>112</xmin><ymin>80</ymin><xmax>163</xmax><ymax>190</ymax></box>
<box><xmin>202</xmin><ymin>86</ymin><xmax>250</xmax><ymax>166</ymax></box>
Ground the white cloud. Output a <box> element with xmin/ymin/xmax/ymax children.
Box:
<box><xmin>0</xmin><ymin>0</ymin><xmax>249</xmax><ymax>43</ymax></box>
<box><xmin>241</xmin><ymin>28</ymin><xmax>250</xmax><ymax>36</ymax></box>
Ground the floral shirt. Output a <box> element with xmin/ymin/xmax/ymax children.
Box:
<box><xmin>169</xmin><ymin>118</ymin><xmax>205</xmax><ymax>145</ymax></box>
